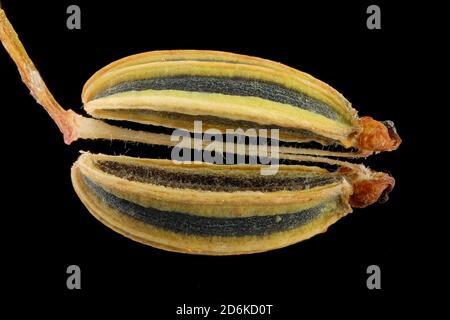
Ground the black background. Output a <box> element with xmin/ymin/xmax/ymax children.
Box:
<box><xmin>0</xmin><ymin>0</ymin><xmax>433</xmax><ymax>317</ymax></box>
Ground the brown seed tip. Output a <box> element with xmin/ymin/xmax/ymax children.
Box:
<box><xmin>357</xmin><ymin>116</ymin><xmax>401</xmax><ymax>152</ymax></box>
<box><xmin>340</xmin><ymin>167</ymin><xmax>395</xmax><ymax>208</ymax></box>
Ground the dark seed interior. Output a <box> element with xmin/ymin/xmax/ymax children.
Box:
<box><xmin>96</xmin><ymin>160</ymin><xmax>340</xmax><ymax>192</ymax></box>
<box><xmin>83</xmin><ymin>175</ymin><xmax>330</xmax><ymax>237</ymax></box>
<box><xmin>93</xmin><ymin>76</ymin><xmax>341</xmax><ymax>121</ymax></box>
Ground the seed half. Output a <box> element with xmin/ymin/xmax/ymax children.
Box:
<box><xmin>82</xmin><ymin>51</ymin><xmax>360</xmax><ymax>148</ymax></box>
<box><xmin>72</xmin><ymin>152</ymin><xmax>357</xmax><ymax>254</ymax></box>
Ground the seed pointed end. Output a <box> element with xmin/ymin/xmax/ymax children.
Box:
<box><xmin>357</xmin><ymin>116</ymin><xmax>401</xmax><ymax>152</ymax></box>
<box><xmin>339</xmin><ymin>166</ymin><xmax>395</xmax><ymax>208</ymax></box>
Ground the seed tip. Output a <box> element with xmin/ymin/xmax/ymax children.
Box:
<box><xmin>357</xmin><ymin>116</ymin><xmax>401</xmax><ymax>152</ymax></box>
